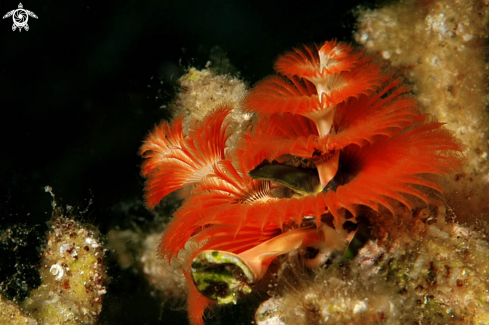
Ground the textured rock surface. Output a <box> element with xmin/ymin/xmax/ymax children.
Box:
<box><xmin>173</xmin><ymin>67</ymin><xmax>252</xmax><ymax>148</ymax></box>
<box><xmin>22</xmin><ymin>205</ymin><xmax>107</xmax><ymax>324</ymax></box>
<box><xmin>256</xmin><ymin>216</ymin><xmax>489</xmax><ymax>324</ymax></box>
<box><xmin>0</xmin><ymin>294</ymin><xmax>37</xmax><ymax>325</ymax></box>
<box><xmin>354</xmin><ymin>0</ymin><xmax>489</xmax><ymax>226</ymax></box>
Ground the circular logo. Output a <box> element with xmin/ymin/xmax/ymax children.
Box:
<box><xmin>2</xmin><ymin>3</ymin><xmax>38</xmax><ymax>32</ymax></box>
<box><xmin>13</xmin><ymin>9</ymin><xmax>28</xmax><ymax>28</ymax></box>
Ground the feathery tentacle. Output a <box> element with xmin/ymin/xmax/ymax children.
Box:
<box><xmin>140</xmin><ymin>105</ymin><xmax>233</xmax><ymax>207</ymax></box>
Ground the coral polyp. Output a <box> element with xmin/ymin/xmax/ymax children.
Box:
<box><xmin>140</xmin><ymin>40</ymin><xmax>463</xmax><ymax>325</ymax></box>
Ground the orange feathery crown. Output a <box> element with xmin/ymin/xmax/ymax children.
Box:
<box><xmin>140</xmin><ymin>40</ymin><xmax>463</xmax><ymax>325</ymax></box>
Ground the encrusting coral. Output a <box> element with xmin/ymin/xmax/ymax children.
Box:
<box><xmin>256</xmin><ymin>210</ymin><xmax>489</xmax><ymax>324</ymax></box>
<box><xmin>171</xmin><ymin>66</ymin><xmax>251</xmax><ymax>148</ymax></box>
<box><xmin>20</xmin><ymin>188</ymin><xmax>107</xmax><ymax>325</ymax></box>
<box><xmin>140</xmin><ymin>40</ymin><xmax>463</xmax><ymax>324</ymax></box>
<box><xmin>0</xmin><ymin>293</ymin><xmax>37</xmax><ymax>325</ymax></box>
<box><xmin>354</xmin><ymin>0</ymin><xmax>489</xmax><ymax>224</ymax></box>
<box><xmin>0</xmin><ymin>188</ymin><xmax>108</xmax><ymax>325</ymax></box>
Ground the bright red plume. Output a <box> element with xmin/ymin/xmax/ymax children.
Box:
<box><xmin>140</xmin><ymin>40</ymin><xmax>464</xmax><ymax>325</ymax></box>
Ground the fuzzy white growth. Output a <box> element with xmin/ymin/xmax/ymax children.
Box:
<box><xmin>85</xmin><ymin>237</ymin><xmax>100</xmax><ymax>248</ymax></box>
<box><xmin>59</xmin><ymin>244</ymin><xmax>72</xmax><ymax>254</ymax></box>
<box><xmin>353</xmin><ymin>300</ymin><xmax>368</xmax><ymax>314</ymax></box>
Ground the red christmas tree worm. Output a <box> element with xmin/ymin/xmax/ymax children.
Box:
<box><xmin>140</xmin><ymin>40</ymin><xmax>463</xmax><ymax>325</ymax></box>
<box><xmin>140</xmin><ymin>106</ymin><xmax>232</xmax><ymax>207</ymax></box>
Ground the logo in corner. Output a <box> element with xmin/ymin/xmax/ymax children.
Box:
<box><xmin>3</xmin><ymin>3</ymin><xmax>38</xmax><ymax>32</ymax></box>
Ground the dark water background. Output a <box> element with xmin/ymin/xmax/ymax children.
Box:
<box><xmin>0</xmin><ymin>0</ymin><xmax>376</xmax><ymax>323</ymax></box>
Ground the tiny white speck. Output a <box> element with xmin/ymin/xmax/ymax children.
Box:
<box><xmin>353</xmin><ymin>300</ymin><xmax>368</xmax><ymax>314</ymax></box>
<box><xmin>59</xmin><ymin>243</ymin><xmax>71</xmax><ymax>254</ymax></box>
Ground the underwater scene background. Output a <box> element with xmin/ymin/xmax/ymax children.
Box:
<box><xmin>1</xmin><ymin>0</ymin><xmax>488</xmax><ymax>324</ymax></box>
